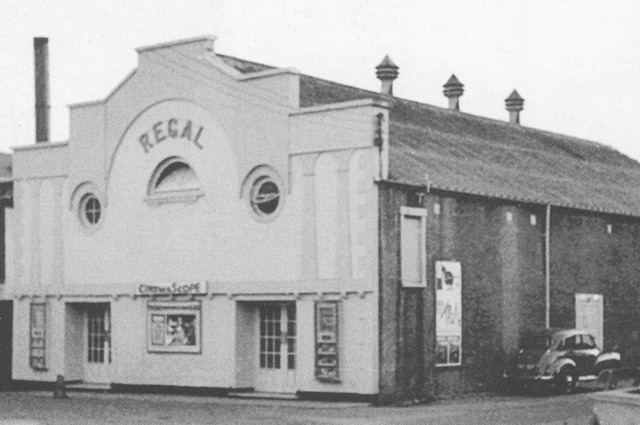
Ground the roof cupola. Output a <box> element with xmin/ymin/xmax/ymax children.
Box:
<box><xmin>443</xmin><ymin>74</ymin><xmax>464</xmax><ymax>111</ymax></box>
<box><xmin>375</xmin><ymin>55</ymin><xmax>399</xmax><ymax>96</ymax></box>
<box><xmin>505</xmin><ymin>90</ymin><xmax>525</xmax><ymax>125</ymax></box>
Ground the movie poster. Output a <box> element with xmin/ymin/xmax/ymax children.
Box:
<box><xmin>435</xmin><ymin>261</ymin><xmax>462</xmax><ymax>366</ymax></box>
<box><xmin>315</xmin><ymin>301</ymin><xmax>340</xmax><ymax>382</ymax></box>
<box><xmin>147</xmin><ymin>301</ymin><xmax>201</xmax><ymax>353</ymax></box>
<box><xmin>29</xmin><ymin>303</ymin><xmax>47</xmax><ymax>370</ymax></box>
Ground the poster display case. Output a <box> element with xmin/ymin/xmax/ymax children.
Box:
<box><xmin>147</xmin><ymin>300</ymin><xmax>202</xmax><ymax>354</ymax></box>
<box><xmin>29</xmin><ymin>302</ymin><xmax>47</xmax><ymax>370</ymax></box>
<box><xmin>435</xmin><ymin>260</ymin><xmax>462</xmax><ymax>366</ymax></box>
<box><xmin>315</xmin><ymin>301</ymin><xmax>340</xmax><ymax>382</ymax></box>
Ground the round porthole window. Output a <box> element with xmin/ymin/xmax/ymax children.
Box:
<box><xmin>80</xmin><ymin>194</ymin><xmax>101</xmax><ymax>227</ymax></box>
<box><xmin>250</xmin><ymin>177</ymin><xmax>280</xmax><ymax>216</ymax></box>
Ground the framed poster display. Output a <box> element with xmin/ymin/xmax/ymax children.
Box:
<box><xmin>315</xmin><ymin>301</ymin><xmax>340</xmax><ymax>382</ymax></box>
<box><xmin>29</xmin><ymin>302</ymin><xmax>47</xmax><ymax>370</ymax></box>
<box><xmin>146</xmin><ymin>301</ymin><xmax>202</xmax><ymax>354</ymax></box>
<box><xmin>435</xmin><ymin>261</ymin><xmax>462</xmax><ymax>366</ymax></box>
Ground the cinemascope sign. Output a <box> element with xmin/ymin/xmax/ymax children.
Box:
<box><xmin>137</xmin><ymin>281</ymin><xmax>209</xmax><ymax>296</ymax></box>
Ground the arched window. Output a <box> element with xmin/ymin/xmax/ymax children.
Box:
<box><xmin>146</xmin><ymin>157</ymin><xmax>203</xmax><ymax>206</ymax></box>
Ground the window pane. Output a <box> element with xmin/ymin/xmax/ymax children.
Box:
<box><xmin>253</xmin><ymin>180</ymin><xmax>280</xmax><ymax>214</ymax></box>
<box><xmin>401</xmin><ymin>216</ymin><xmax>422</xmax><ymax>285</ymax></box>
<box><xmin>155</xmin><ymin>161</ymin><xmax>198</xmax><ymax>192</ymax></box>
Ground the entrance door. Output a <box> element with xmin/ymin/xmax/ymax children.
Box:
<box><xmin>84</xmin><ymin>304</ymin><xmax>111</xmax><ymax>383</ymax></box>
<box><xmin>576</xmin><ymin>294</ymin><xmax>604</xmax><ymax>349</ymax></box>
<box><xmin>255</xmin><ymin>304</ymin><xmax>296</xmax><ymax>393</ymax></box>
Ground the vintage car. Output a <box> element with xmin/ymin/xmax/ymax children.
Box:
<box><xmin>503</xmin><ymin>328</ymin><xmax>621</xmax><ymax>393</ymax></box>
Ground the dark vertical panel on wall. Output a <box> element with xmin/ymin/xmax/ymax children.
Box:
<box><xmin>498</xmin><ymin>207</ymin><xmax>546</xmax><ymax>362</ymax></box>
<box><xmin>498</xmin><ymin>207</ymin><xmax>520</xmax><ymax>364</ymax></box>
<box><xmin>453</xmin><ymin>200</ymin><xmax>503</xmax><ymax>393</ymax></box>
<box><xmin>0</xmin><ymin>207</ymin><xmax>5</xmax><ymax>283</ymax></box>
<box><xmin>422</xmin><ymin>196</ymin><xmax>437</xmax><ymax>399</ymax></box>
<box><xmin>378</xmin><ymin>184</ymin><xmax>435</xmax><ymax>404</ymax></box>
<box><xmin>396</xmin><ymin>288</ymin><xmax>425</xmax><ymax>400</ymax></box>
<box><xmin>0</xmin><ymin>301</ymin><xmax>13</xmax><ymax>390</ymax></box>
<box><xmin>378</xmin><ymin>185</ymin><xmax>401</xmax><ymax>404</ymax></box>
<box><xmin>517</xmin><ymin>208</ymin><xmax>546</xmax><ymax>342</ymax></box>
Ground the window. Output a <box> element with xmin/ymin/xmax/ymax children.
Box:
<box><xmin>146</xmin><ymin>157</ymin><xmax>203</xmax><ymax>206</ymax></box>
<box><xmin>251</xmin><ymin>177</ymin><xmax>280</xmax><ymax>215</ymax></box>
<box><xmin>581</xmin><ymin>334</ymin><xmax>597</xmax><ymax>349</ymax></box>
<box><xmin>154</xmin><ymin>161</ymin><xmax>198</xmax><ymax>193</ymax></box>
<box><xmin>147</xmin><ymin>301</ymin><xmax>201</xmax><ymax>353</ymax></box>
<box><xmin>87</xmin><ymin>305</ymin><xmax>110</xmax><ymax>364</ymax></box>
<box><xmin>562</xmin><ymin>335</ymin><xmax>579</xmax><ymax>350</ymax></box>
<box><xmin>242</xmin><ymin>165</ymin><xmax>285</xmax><ymax>222</ymax></box>
<box><xmin>79</xmin><ymin>193</ymin><xmax>101</xmax><ymax>227</ymax></box>
<box><xmin>400</xmin><ymin>207</ymin><xmax>427</xmax><ymax>287</ymax></box>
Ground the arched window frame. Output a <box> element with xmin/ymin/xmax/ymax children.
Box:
<box><xmin>145</xmin><ymin>157</ymin><xmax>204</xmax><ymax>207</ymax></box>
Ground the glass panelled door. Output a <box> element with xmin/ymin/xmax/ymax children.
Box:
<box><xmin>84</xmin><ymin>304</ymin><xmax>111</xmax><ymax>383</ymax></box>
<box><xmin>255</xmin><ymin>304</ymin><xmax>296</xmax><ymax>393</ymax></box>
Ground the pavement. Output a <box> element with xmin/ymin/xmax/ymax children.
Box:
<box><xmin>0</xmin><ymin>389</ymin><xmax>600</xmax><ymax>425</ymax></box>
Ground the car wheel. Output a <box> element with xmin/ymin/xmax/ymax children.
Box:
<box><xmin>556</xmin><ymin>369</ymin><xmax>577</xmax><ymax>394</ymax></box>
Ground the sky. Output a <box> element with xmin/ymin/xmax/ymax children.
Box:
<box><xmin>2</xmin><ymin>0</ymin><xmax>640</xmax><ymax>161</ymax></box>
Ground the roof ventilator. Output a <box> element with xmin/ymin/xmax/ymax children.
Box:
<box><xmin>375</xmin><ymin>55</ymin><xmax>399</xmax><ymax>96</ymax></box>
<box><xmin>443</xmin><ymin>74</ymin><xmax>464</xmax><ymax>111</ymax></box>
<box><xmin>505</xmin><ymin>90</ymin><xmax>525</xmax><ymax>125</ymax></box>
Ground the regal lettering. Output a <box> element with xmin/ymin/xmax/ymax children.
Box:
<box><xmin>138</xmin><ymin>118</ymin><xmax>204</xmax><ymax>153</ymax></box>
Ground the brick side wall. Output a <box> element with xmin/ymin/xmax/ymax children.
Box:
<box><xmin>380</xmin><ymin>183</ymin><xmax>640</xmax><ymax>399</ymax></box>
<box><xmin>550</xmin><ymin>209</ymin><xmax>640</xmax><ymax>366</ymax></box>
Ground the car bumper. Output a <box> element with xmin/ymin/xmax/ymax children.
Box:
<box><xmin>503</xmin><ymin>373</ymin><xmax>554</xmax><ymax>382</ymax></box>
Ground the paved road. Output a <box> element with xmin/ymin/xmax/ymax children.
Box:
<box><xmin>0</xmin><ymin>390</ymin><xmax>597</xmax><ymax>425</ymax></box>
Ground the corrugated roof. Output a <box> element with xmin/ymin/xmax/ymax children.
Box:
<box><xmin>388</xmin><ymin>98</ymin><xmax>640</xmax><ymax>216</ymax></box>
<box><xmin>220</xmin><ymin>54</ymin><xmax>640</xmax><ymax>217</ymax></box>
<box><xmin>391</xmin><ymin>101</ymin><xmax>640</xmax><ymax>216</ymax></box>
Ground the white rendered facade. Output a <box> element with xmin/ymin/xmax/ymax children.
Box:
<box><xmin>8</xmin><ymin>36</ymin><xmax>388</xmax><ymax>395</ymax></box>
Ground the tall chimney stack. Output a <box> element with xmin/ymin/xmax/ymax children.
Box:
<box><xmin>443</xmin><ymin>74</ymin><xmax>464</xmax><ymax>111</ymax></box>
<box><xmin>505</xmin><ymin>89</ymin><xmax>524</xmax><ymax>125</ymax></box>
<box><xmin>375</xmin><ymin>55</ymin><xmax>399</xmax><ymax>96</ymax></box>
<box><xmin>34</xmin><ymin>37</ymin><xmax>50</xmax><ymax>143</ymax></box>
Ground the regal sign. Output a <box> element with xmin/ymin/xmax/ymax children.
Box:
<box><xmin>138</xmin><ymin>118</ymin><xmax>205</xmax><ymax>153</ymax></box>
<box><xmin>137</xmin><ymin>281</ymin><xmax>209</xmax><ymax>296</ymax></box>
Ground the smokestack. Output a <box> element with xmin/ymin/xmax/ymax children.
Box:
<box><xmin>34</xmin><ymin>37</ymin><xmax>50</xmax><ymax>143</ymax></box>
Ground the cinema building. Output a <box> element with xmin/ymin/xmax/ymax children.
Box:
<box><xmin>6</xmin><ymin>35</ymin><xmax>640</xmax><ymax>403</ymax></box>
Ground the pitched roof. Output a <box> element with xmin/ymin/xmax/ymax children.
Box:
<box><xmin>217</xmin><ymin>54</ymin><xmax>276</xmax><ymax>74</ymax></box>
<box><xmin>220</xmin><ymin>54</ymin><xmax>640</xmax><ymax>217</ymax></box>
<box><xmin>388</xmin><ymin>99</ymin><xmax>640</xmax><ymax>216</ymax></box>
